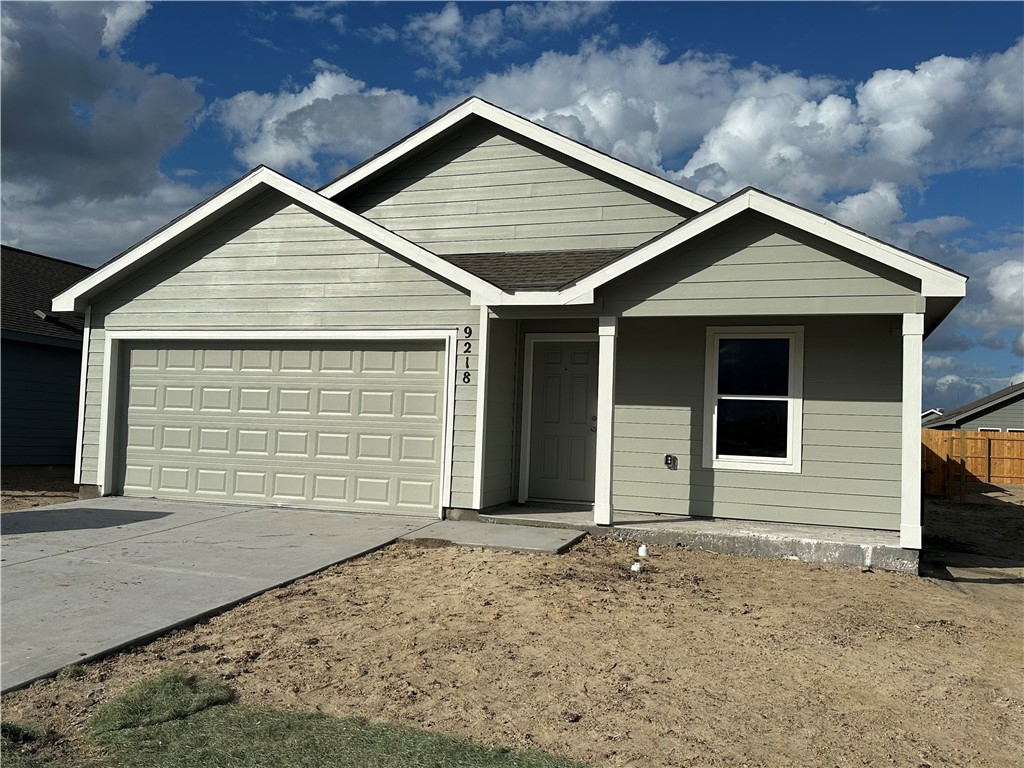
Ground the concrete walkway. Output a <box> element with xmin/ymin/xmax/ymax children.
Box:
<box><xmin>1</xmin><ymin>498</ymin><xmax>582</xmax><ymax>693</ymax></box>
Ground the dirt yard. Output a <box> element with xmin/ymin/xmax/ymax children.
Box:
<box><xmin>4</xmin><ymin>530</ymin><xmax>1022</xmax><ymax>767</ymax></box>
<box><xmin>0</xmin><ymin>466</ymin><xmax>78</xmax><ymax>512</ymax></box>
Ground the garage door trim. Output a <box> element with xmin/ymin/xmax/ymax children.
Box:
<box><xmin>98</xmin><ymin>329</ymin><xmax>458</xmax><ymax>517</ymax></box>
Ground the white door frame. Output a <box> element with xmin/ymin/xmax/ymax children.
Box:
<box><xmin>98</xmin><ymin>328</ymin><xmax>458</xmax><ymax>518</ymax></box>
<box><xmin>517</xmin><ymin>332</ymin><xmax>599</xmax><ymax>504</ymax></box>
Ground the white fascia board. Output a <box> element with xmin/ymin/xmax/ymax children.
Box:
<box><xmin>52</xmin><ymin>167</ymin><xmax>273</xmax><ymax>312</ymax></box>
<box><xmin>560</xmin><ymin>189</ymin><xmax>967</xmax><ymax>305</ymax></box>
<box><xmin>746</xmin><ymin>193</ymin><xmax>966</xmax><ymax>298</ymax></box>
<box><xmin>562</xmin><ymin>194</ymin><xmax>751</xmax><ymax>303</ymax></box>
<box><xmin>52</xmin><ymin>166</ymin><xmax>500</xmax><ymax>312</ymax></box>
<box><xmin>268</xmin><ymin>172</ymin><xmax>501</xmax><ymax>299</ymax></box>
<box><xmin>472</xmin><ymin>288</ymin><xmax>594</xmax><ymax>306</ymax></box>
<box><xmin>319</xmin><ymin>98</ymin><xmax>715</xmax><ymax>214</ymax></box>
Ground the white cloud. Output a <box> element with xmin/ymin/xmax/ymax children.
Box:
<box><xmin>1014</xmin><ymin>333</ymin><xmax>1024</xmax><ymax>358</ymax></box>
<box><xmin>99</xmin><ymin>1</ymin><xmax>150</xmax><ymax>51</ymax></box>
<box><xmin>1</xmin><ymin>2</ymin><xmax>203</xmax><ymax>204</ymax></box>
<box><xmin>1</xmin><ymin>178</ymin><xmax>208</xmax><ymax>266</ymax></box>
<box><xmin>400</xmin><ymin>1</ymin><xmax>610</xmax><ymax>75</ymax></box>
<box><xmin>211</xmin><ymin>63</ymin><xmax>428</xmax><ymax>177</ymax></box>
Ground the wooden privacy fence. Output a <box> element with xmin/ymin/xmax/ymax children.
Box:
<box><xmin>921</xmin><ymin>429</ymin><xmax>1024</xmax><ymax>498</ymax></box>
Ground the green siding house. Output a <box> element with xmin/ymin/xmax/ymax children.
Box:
<box><xmin>53</xmin><ymin>98</ymin><xmax>967</xmax><ymax>553</ymax></box>
<box><xmin>922</xmin><ymin>382</ymin><xmax>1024</xmax><ymax>432</ymax></box>
<box><xmin>2</xmin><ymin>246</ymin><xmax>94</xmax><ymax>466</ymax></box>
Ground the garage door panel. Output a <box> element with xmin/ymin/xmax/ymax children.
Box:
<box><xmin>119</xmin><ymin>341</ymin><xmax>446</xmax><ymax>515</ymax></box>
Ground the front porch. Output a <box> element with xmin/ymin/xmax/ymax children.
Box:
<box><xmin>450</xmin><ymin>503</ymin><xmax>918</xmax><ymax>573</ymax></box>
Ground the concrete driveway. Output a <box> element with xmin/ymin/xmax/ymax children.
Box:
<box><xmin>1</xmin><ymin>497</ymin><xmax>433</xmax><ymax>693</ymax></box>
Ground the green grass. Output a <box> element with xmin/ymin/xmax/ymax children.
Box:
<box><xmin>9</xmin><ymin>670</ymin><xmax>587</xmax><ymax>768</ymax></box>
<box><xmin>1</xmin><ymin>721</ymin><xmax>55</xmax><ymax>768</ymax></box>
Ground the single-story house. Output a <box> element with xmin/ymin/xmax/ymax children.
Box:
<box><xmin>53</xmin><ymin>97</ymin><xmax>967</xmax><ymax>552</ymax></box>
<box><xmin>922</xmin><ymin>382</ymin><xmax>1024</xmax><ymax>432</ymax></box>
<box><xmin>2</xmin><ymin>245</ymin><xmax>94</xmax><ymax>465</ymax></box>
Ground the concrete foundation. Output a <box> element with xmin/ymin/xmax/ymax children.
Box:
<box><xmin>478</xmin><ymin>505</ymin><xmax>919</xmax><ymax>573</ymax></box>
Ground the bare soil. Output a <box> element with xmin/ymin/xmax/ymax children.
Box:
<box><xmin>1</xmin><ymin>466</ymin><xmax>78</xmax><ymax>512</ymax></box>
<box><xmin>4</xmin><ymin>533</ymin><xmax>1022</xmax><ymax>767</ymax></box>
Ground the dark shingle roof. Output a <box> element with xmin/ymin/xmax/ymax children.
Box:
<box><xmin>443</xmin><ymin>248</ymin><xmax>628</xmax><ymax>291</ymax></box>
<box><xmin>922</xmin><ymin>381</ymin><xmax>1024</xmax><ymax>428</ymax></box>
<box><xmin>1</xmin><ymin>245</ymin><xmax>94</xmax><ymax>341</ymax></box>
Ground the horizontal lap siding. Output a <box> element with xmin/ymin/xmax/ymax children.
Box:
<box><xmin>342</xmin><ymin>125</ymin><xmax>686</xmax><ymax>255</ymax></box>
<box><xmin>600</xmin><ymin>214</ymin><xmax>923</xmax><ymax>317</ymax></box>
<box><xmin>612</xmin><ymin>316</ymin><xmax>903</xmax><ymax>530</ymax></box>
<box><xmin>1</xmin><ymin>341</ymin><xmax>83</xmax><ymax>465</ymax></box>
<box><xmin>958</xmin><ymin>397</ymin><xmax>1024</xmax><ymax>431</ymax></box>
<box><xmin>82</xmin><ymin>192</ymin><xmax>479</xmax><ymax>508</ymax></box>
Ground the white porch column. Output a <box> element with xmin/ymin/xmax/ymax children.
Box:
<box><xmin>471</xmin><ymin>305</ymin><xmax>490</xmax><ymax>510</ymax></box>
<box><xmin>900</xmin><ymin>313</ymin><xmax>925</xmax><ymax>549</ymax></box>
<box><xmin>594</xmin><ymin>316</ymin><xmax>617</xmax><ymax>526</ymax></box>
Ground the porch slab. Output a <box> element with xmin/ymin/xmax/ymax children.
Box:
<box><xmin>478</xmin><ymin>506</ymin><xmax>918</xmax><ymax>572</ymax></box>
<box><xmin>401</xmin><ymin>520</ymin><xmax>585</xmax><ymax>554</ymax></box>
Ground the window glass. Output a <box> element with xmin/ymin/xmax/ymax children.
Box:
<box><xmin>718</xmin><ymin>338</ymin><xmax>789</xmax><ymax>396</ymax></box>
<box><xmin>716</xmin><ymin>399</ymin><xmax>788</xmax><ymax>458</ymax></box>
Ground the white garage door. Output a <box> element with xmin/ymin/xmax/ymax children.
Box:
<box><xmin>118</xmin><ymin>341</ymin><xmax>447</xmax><ymax>515</ymax></box>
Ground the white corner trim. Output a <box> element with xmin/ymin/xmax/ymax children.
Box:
<box><xmin>900</xmin><ymin>312</ymin><xmax>925</xmax><ymax>550</ymax></box>
<box><xmin>702</xmin><ymin>325</ymin><xmax>805</xmax><ymax>474</ymax></box>
<box><xmin>471</xmin><ymin>305</ymin><xmax>490</xmax><ymax>510</ymax></box>
<box><xmin>593</xmin><ymin>317</ymin><xmax>617</xmax><ymax>526</ymax></box>
<box><xmin>320</xmin><ymin>98</ymin><xmax>715</xmax><ymax>214</ymax></box>
<box><xmin>73</xmin><ymin>306</ymin><xmax>91</xmax><ymax>485</ymax></box>
<box><xmin>97</xmin><ymin>329</ymin><xmax>459</xmax><ymax>518</ymax></box>
<box><xmin>517</xmin><ymin>332</ymin><xmax>599</xmax><ymax>504</ymax></box>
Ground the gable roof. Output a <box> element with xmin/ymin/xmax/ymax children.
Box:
<box><xmin>445</xmin><ymin>248</ymin><xmax>627</xmax><ymax>291</ymax></box>
<box><xmin>319</xmin><ymin>96</ymin><xmax>715</xmax><ymax>215</ymax></box>
<box><xmin>52</xmin><ymin>166</ymin><xmax>507</xmax><ymax>312</ymax></box>
<box><xmin>559</xmin><ymin>186</ymin><xmax>967</xmax><ymax>302</ymax></box>
<box><xmin>1</xmin><ymin>245</ymin><xmax>94</xmax><ymax>342</ymax></box>
<box><xmin>922</xmin><ymin>382</ymin><xmax>1024</xmax><ymax>428</ymax></box>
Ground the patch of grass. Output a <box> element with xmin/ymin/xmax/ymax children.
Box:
<box><xmin>56</xmin><ymin>664</ymin><xmax>86</xmax><ymax>680</ymax></box>
<box><xmin>1</xmin><ymin>721</ymin><xmax>54</xmax><ymax>768</ymax></box>
<box><xmin>86</xmin><ymin>669</ymin><xmax>233</xmax><ymax>739</ymax></box>
<box><xmin>95</xmin><ymin>706</ymin><xmax>586</xmax><ymax>768</ymax></box>
<box><xmin>79</xmin><ymin>670</ymin><xmax>583</xmax><ymax>767</ymax></box>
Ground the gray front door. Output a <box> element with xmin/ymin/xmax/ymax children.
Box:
<box><xmin>528</xmin><ymin>342</ymin><xmax>598</xmax><ymax>502</ymax></box>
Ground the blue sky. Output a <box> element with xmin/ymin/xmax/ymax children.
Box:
<box><xmin>1</xmin><ymin>1</ymin><xmax>1021</xmax><ymax>409</ymax></box>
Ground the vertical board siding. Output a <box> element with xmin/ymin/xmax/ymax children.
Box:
<box><xmin>600</xmin><ymin>214</ymin><xmax>923</xmax><ymax>317</ymax></box>
<box><xmin>480</xmin><ymin>319</ymin><xmax>519</xmax><ymax>508</ymax></box>
<box><xmin>612</xmin><ymin>315</ymin><xmax>903</xmax><ymax>530</ymax></box>
<box><xmin>80</xmin><ymin>191</ymin><xmax>478</xmax><ymax>508</ymax></box>
<box><xmin>1</xmin><ymin>340</ymin><xmax>83</xmax><ymax>465</ymax></box>
<box><xmin>341</xmin><ymin>124</ymin><xmax>687</xmax><ymax>256</ymax></box>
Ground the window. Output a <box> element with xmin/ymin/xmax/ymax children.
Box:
<box><xmin>704</xmin><ymin>327</ymin><xmax>803</xmax><ymax>472</ymax></box>
<box><xmin>977</xmin><ymin>427</ymin><xmax>1001</xmax><ymax>433</ymax></box>
<box><xmin>1008</xmin><ymin>429</ymin><xmax>1024</xmax><ymax>433</ymax></box>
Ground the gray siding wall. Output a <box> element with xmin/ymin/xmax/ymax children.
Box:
<box><xmin>341</xmin><ymin>122</ymin><xmax>687</xmax><ymax>255</ymax></box>
<box><xmin>1</xmin><ymin>339</ymin><xmax>83</xmax><ymax>465</ymax></box>
<box><xmin>480</xmin><ymin>318</ymin><xmax>519</xmax><ymax>508</ymax></box>
<box><xmin>613</xmin><ymin>315</ymin><xmax>903</xmax><ymax>530</ymax></box>
<box><xmin>959</xmin><ymin>396</ymin><xmax>1024</xmax><ymax>431</ymax></box>
<box><xmin>80</xmin><ymin>191</ymin><xmax>480</xmax><ymax>507</ymax></box>
<box><xmin>600</xmin><ymin>213</ymin><xmax>924</xmax><ymax>317</ymax></box>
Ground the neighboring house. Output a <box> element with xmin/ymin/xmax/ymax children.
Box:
<box><xmin>2</xmin><ymin>245</ymin><xmax>94</xmax><ymax>465</ymax></box>
<box><xmin>53</xmin><ymin>97</ymin><xmax>967</xmax><ymax>552</ymax></box>
<box><xmin>921</xmin><ymin>382</ymin><xmax>1024</xmax><ymax>432</ymax></box>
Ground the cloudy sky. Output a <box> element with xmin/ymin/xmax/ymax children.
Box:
<box><xmin>1</xmin><ymin>1</ymin><xmax>1021</xmax><ymax>409</ymax></box>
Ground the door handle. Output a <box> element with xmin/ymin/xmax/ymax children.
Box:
<box><xmin>590</xmin><ymin>426</ymin><xmax>597</xmax><ymax>432</ymax></box>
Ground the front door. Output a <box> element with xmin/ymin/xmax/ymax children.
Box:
<box><xmin>528</xmin><ymin>342</ymin><xmax>599</xmax><ymax>502</ymax></box>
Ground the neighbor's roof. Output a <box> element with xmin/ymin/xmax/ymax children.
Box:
<box><xmin>1</xmin><ymin>245</ymin><xmax>94</xmax><ymax>341</ymax></box>
<box><xmin>922</xmin><ymin>381</ymin><xmax>1024</xmax><ymax>428</ymax></box>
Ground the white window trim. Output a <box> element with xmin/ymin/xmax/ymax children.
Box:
<box><xmin>976</xmin><ymin>427</ymin><xmax>1001</xmax><ymax>432</ymax></box>
<box><xmin>703</xmin><ymin>326</ymin><xmax>804</xmax><ymax>473</ymax></box>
